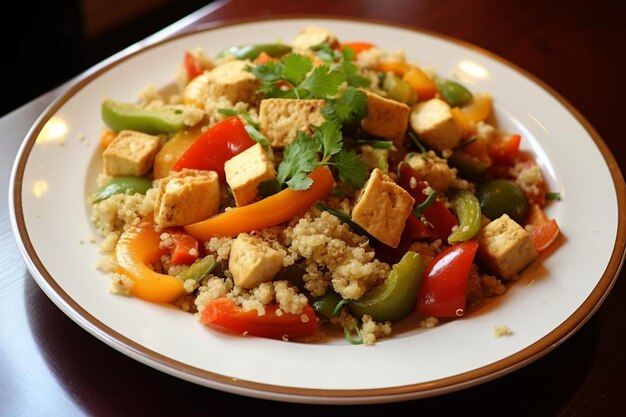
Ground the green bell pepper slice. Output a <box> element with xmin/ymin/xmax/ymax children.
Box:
<box><xmin>101</xmin><ymin>98</ymin><xmax>186</xmax><ymax>134</ymax></box>
<box><xmin>447</xmin><ymin>151</ymin><xmax>490</xmax><ymax>180</ymax></box>
<box><xmin>435</xmin><ymin>78</ymin><xmax>473</xmax><ymax>107</ymax></box>
<box><xmin>91</xmin><ymin>176</ymin><xmax>153</xmax><ymax>204</ymax></box>
<box><xmin>348</xmin><ymin>251</ymin><xmax>424</xmax><ymax>322</ymax></box>
<box><xmin>448</xmin><ymin>190</ymin><xmax>482</xmax><ymax>244</ymax></box>
<box><xmin>176</xmin><ymin>255</ymin><xmax>217</xmax><ymax>284</ymax></box>
<box><xmin>311</xmin><ymin>291</ymin><xmax>344</xmax><ymax>319</ymax></box>
<box><xmin>216</xmin><ymin>43</ymin><xmax>292</xmax><ymax>60</ymax></box>
<box><xmin>476</xmin><ymin>179</ymin><xmax>530</xmax><ymax>223</ymax></box>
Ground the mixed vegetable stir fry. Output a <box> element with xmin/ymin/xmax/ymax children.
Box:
<box><xmin>91</xmin><ymin>26</ymin><xmax>560</xmax><ymax>345</ymax></box>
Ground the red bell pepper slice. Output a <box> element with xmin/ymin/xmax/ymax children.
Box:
<box><xmin>525</xmin><ymin>204</ymin><xmax>560</xmax><ymax>252</ymax></box>
<box><xmin>200</xmin><ymin>298</ymin><xmax>319</xmax><ymax>340</ymax></box>
<box><xmin>487</xmin><ymin>134</ymin><xmax>521</xmax><ymax>164</ymax></box>
<box><xmin>164</xmin><ymin>229</ymin><xmax>200</xmax><ymax>265</ymax></box>
<box><xmin>172</xmin><ymin>116</ymin><xmax>255</xmax><ymax>180</ymax></box>
<box><xmin>184</xmin><ymin>51</ymin><xmax>204</xmax><ymax>81</ymax></box>
<box><xmin>417</xmin><ymin>240</ymin><xmax>478</xmax><ymax>317</ymax></box>
<box><xmin>397</xmin><ymin>162</ymin><xmax>458</xmax><ymax>241</ymax></box>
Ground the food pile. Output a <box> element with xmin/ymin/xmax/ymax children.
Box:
<box><xmin>90</xmin><ymin>26</ymin><xmax>560</xmax><ymax>345</ymax></box>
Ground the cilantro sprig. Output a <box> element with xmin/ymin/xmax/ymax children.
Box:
<box><xmin>260</xmin><ymin>120</ymin><xmax>367</xmax><ymax>194</ymax></box>
<box><xmin>248</xmin><ymin>54</ymin><xmax>345</xmax><ymax>99</ymax></box>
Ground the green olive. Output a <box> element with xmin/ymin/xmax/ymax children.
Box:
<box><xmin>435</xmin><ymin>78</ymin><xmax>473</xmax><ymax>107</ymax></box>
<box><xmin>476</xmin><ymin>179</ymin><xmax>529</xmax><ymax>223</ymax></box>
<box><xmin>383</xmin><ymin>73</ymin><xmax>417</xmax><ymax>105</ymax></box>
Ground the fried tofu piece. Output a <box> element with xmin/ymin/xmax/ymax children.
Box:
<box><xmin>206</xmin><ymin>60</ymin><xmax>260</xmax><ymax>104</ymax></box>
<box><xmin>229</xmin><ymin>233</ymin><xmax>285</xmax><ymax>289</ymax></box>
<box><xmin>351</xmin><ymin>168</ymin><xmax>415</xmax><ymax>248</ymax></box>
<box><xmin>154</xmin><ymin>169</ymin><xmax>220</xmax><ymax>228</ymax></box>
<box><xmin>224</xmin><ymin>143</ymin><xmax>277</xmax><ymax>207</ymax></box>
<box><xmin>409</xmin><ymin>98</ymin><xmax>462</xmax><ymax>151</ymax></box>
<box><xmin>102</xmin><ymin>130</ymin><xmax>161</xmax><ymax>176</ymax></box>
<box><xmin>476</xmin><ymin>214</ymin><xmax>538</xmax><ymax>279</ymax></box>
<box><xmin>292</xmin><ymin>26</ymin><xmax>338</xmax><ymax>53</ymax></box>
<box><xmin>258</xmin><ymin>98</ymin><xmax>325</xmax><ymax>148</ymax></box>
<box><xmin>405</xmin><ymin>151</ymin><xmax>456</xmax><ymax>193</ymax></box>
<box><xmin>360</xmin><ymin>90</ymin><xmax>410</xmax><ymax>146</ymax></box>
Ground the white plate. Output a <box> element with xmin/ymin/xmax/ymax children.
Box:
<box><xmin>9</xmin><ymin>17</ymin><xmax>626</xmax><ymax>404</ymax></box>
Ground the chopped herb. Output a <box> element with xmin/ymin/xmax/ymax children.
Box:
<box><xmin>217</xmin><ymin>108</ymin><xmax>260</xmax><ymax>130</ymax></box>
<box><xmin>457</xmin><ymin>136</ymin><xmax>477</xmax><ymax>150</ymax></box>
<box><xmin>352</xmin><ymin>139</ymin><xmax>393</xmax><ymax>149</ymax></box>
<box><xmin>333</xmin><ymin>299</ymin><xmax>348</xmax><ymax>316</ymax></box>
<box><xmin>545</xmin><ymin>192</ymin><xmax>561</xmax><ymax>201</ymax></box>
<box><xmin>328</xmin><ymin>150</ymin><xmax>368</xmax><ymax>189</ymax></box>
<box><xmin>312</xmin><ymin>43</ymin><xmax>370</xmax><ymax>88</ymax></box>
<box><xmin>330</xmin><ymin>188</ymin><xmax>349</xmax><ymax>198</ymax></box>
<box><xmin>315</xmin><ymin>202</ymin><xmax>375</xmax><ymax>240</ymax></box>
<box><xmin>343</xmin><ymin>318</ymin><xmax>364</xmax><ymax>345</ymax></box>
<box><xmin>243</xmin><ymin>124</ymin><xmax>272</xmax><ymax>156</ymax></box>
<box><xmin>413</xmin><ymin>190</ymin><xmax>439</xmax><ymax>217</ymax></box>
<box><xmin>174</xmin><ymin>109</ymin><xmax>183</xmax><ymax>115</ymax></box>
<box><xmin>408</xmin><ymin>132</ymin><xmax>426</xmax><ymax>154</ymax></box>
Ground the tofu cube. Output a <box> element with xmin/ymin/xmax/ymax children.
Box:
<box><xmin>405</xmin><ymin>151</ymin><xmax>456</xmax><ymax>193</ymax></box>
<box><xmin>476</xmin><ymin>214</ymin><xmax>538</xmax><ymax>279</ymax></box>
<box><xmin>229</xmin><ymin>233</ymin><xmax>285</xmax><ymax>289</ymax></box>
<box><xmin>409</xmin><ymin>98</ymin><xmax>462</xmax><ymax>151</ymax></box>
<box><xmin>351</xmin><ymin>168</ymin><xmax>415</xmax><ymax>248</ymax></box>
<box><xmin>360</xmin><ymin>90</ymin><xmax>410</xmax><ymax>146</ymax></box>
<box><xmin>102</xmin><ymin>130</ymin><xmax>161</xmax><ymax>176</ymax></box>
<box><xmin>292</xmin><ymin>26</ymin><xmax>338</xmax><ymax>53</ymax></box>
<box><xmin>154</xmin><ymin>169</ymin><xmax>220</xmax><ymax>228</ymax></box>
<box><xmin>206</xmin><ymin>60</ymin><xmax>260</xmax><ymax>104</ymax></box>
<box><xmin>259</xmin><ymin>98</ymin><xmax>325</xmax><ymax>148</ymax></box>
<box><xmin>224</xmin><ymin>143</ymin><xmax>277</xmax><ymax>206</ymax></box>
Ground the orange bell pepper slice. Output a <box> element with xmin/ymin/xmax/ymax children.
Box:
<box><xmin>116</xmin><ymin>217</ymin><xmax>185</xmax><ymax>303</ymax></box>
<box><xmin>185</xmin><ymin>166</ymin><xmax>334</xmax><ymax>241</ymax></box>
<box><xmin>340</xmin><ymin>42</ymin><xmax>376</xmax><ymax>56</ymax></box>
<box><xmin>525</xmin><ymin>204</ymin><xmax>560</xmax><ymax>252</ymax></box>
<box><xmin>377</xmin><ymin>60</ymin><xmax>411</xmax><ymax>76</ymax></box>
<box><xmin>200</xmin><ymin>298</ymin><xmax>319</xmax><ymax>340</ymax></box>
<box><xmin>403</xmin><ymin>66</ymin><xmax>438</xmax><ymax>101</ymax></box>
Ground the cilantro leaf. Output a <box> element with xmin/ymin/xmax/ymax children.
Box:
<box><xmin>321</xmin><ymin>86</ymin><xmax>369</xmax><ymax>130</ymax></box>
<box><xmin>286</xmin><ymin>172</ymin><xmax>314</xmax><ymax>190</ymax></box>
<box><xmin>281</xmin><ymin>54</ymin><xmax>312</xmax><ymax>85</ymax></box>
<box><xmin>247</xmin><ymin>61</ymin><xmax>282</xmax><ymax>83</ymax></box>
<box><xmin>329</xmin><ymin>150</ymin><xmax>368</xmax><ymax>189</ymax></box>
<box><xmin>277</xmin><ymin>131</ymin><xmax>319</xmax><ymax>186</ymax></box>
<box><xmin>340</xmin><ymin>47</ymin><xmax>371</xmax><ymax>88</ymax></box>
<box><xmin>298</xmin><ymin>64</ymin><xmax>345</xmax><ymax>99</ymax></box>
<box><xmin>311</xmin><ymin>43</ymin><xmax>341</xmax><ymax>64</ymax></box>
<box><xmin>313</xmin><ymin>121</ymin><xmax>343</xmax><ymax>162</ymax></box>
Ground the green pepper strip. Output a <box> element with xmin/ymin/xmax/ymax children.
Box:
<box><xmin>448</xmin><ymin>190</ymin><xmax>482</xmax><ymax>244</ymax></box>
<box><xmin>311</xmin><ymin>291</ymin><xmax>343</xmax><ymax>319</ymax></box>
<box><xmin>176</xmin><ymin>255</ymin><xmax>217</xmax><ymax>284</ymax></box>
<box><xmin>91</xmin><ymin>176</ymin><xmax>153</xmax><ymax>204</ymax></box>
<box><xmin>348</xmin><ymin>251</ymin><xmax>424</xmax><ymax>322</ymax></box>
<box><xmin>101</xmin><ymin>98</ymin><xmax>186</xmax><ymax>134</ymax></box>
<box><xmin>216</xmin><ymin>44</ymin><xmax>292</xmax><ymax>60</ymax></box>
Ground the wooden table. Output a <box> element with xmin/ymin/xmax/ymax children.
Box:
<box><xmin>2</xmin><ymin>0</ymin><xmax>625</xmax><ymax>414</ymax></box>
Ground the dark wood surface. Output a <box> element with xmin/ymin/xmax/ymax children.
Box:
<box><xmin>1</xmin><ymin>0</ymin><xmax>625</xmax><ymax>415</ymax></box>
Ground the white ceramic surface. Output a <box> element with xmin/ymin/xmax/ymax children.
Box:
<box><xmin>9</xmin><ymin>18</ymin><xmax>624</xmax><ymax>404</ymax></box>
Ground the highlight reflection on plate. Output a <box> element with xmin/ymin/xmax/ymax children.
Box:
<box><xmin>10</xmin><ymin>17</ymin><xmax>625</xmax><ymax>404</ymax></box>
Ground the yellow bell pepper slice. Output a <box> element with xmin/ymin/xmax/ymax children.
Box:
<box><xmin>116</xmin><ymin>217</ymin><xmax>185</xmax><ymax>303</ymax></box>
